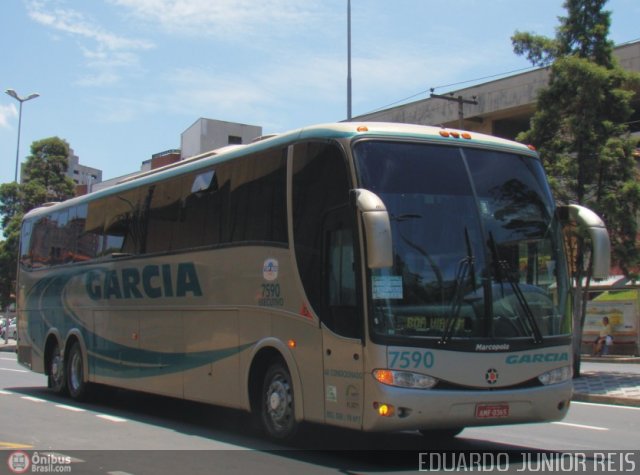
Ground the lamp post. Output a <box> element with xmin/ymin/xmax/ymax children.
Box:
<box><xmin>347</xmin><ymin>0</ymin><xmax>352</xmax><ymax>120</ymax></box>
<box><xmin>5</xmin><ymin>89</ymin><xmax>40</xmax><ymax>183</ymax></box>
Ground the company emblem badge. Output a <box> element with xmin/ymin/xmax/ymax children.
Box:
<box><xmin>263</xmin><ymin>258</ymin><xmax>279</xmax><ymax>281</ymax></box>
<box><xmin>485</xmin><ymin>368</ymin><xmax>499</xmax><ymax>385</ymax></box>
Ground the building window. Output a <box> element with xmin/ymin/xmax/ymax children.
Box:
<box><xmin>228</xmin><ymin>135</ymin><xmax>242</xmax><ymax>145</ymax></box>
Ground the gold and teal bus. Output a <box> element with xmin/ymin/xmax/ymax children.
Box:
<box><xmin>16</xmin><ymin>122</ymin><xmax>609</xmax><ymax>440</ymax></box>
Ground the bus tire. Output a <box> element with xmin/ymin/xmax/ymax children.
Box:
<box><xmin>260</xmin><ymin>360</ymin><xmax>298</xmax><ymax>441</ymax></box>
<box><xmin>419</xmin><ymin>427</ymin><xmax>464</xmax><ymax>439</ymax></box>
<box><xmin>66</xmin><ymin>341</ymin><xmax>89</xmax><ymax>401</ymax></box>
<box><xmin>48</xmin><ymin>341</ymin><xmax>66</xmax><ymax>395</ymax></box>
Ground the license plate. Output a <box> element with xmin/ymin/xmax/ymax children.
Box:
<box><xmin>475</xmin><ymin>403</ymin><xmax>509</xmax><ymax>418</ymax></box>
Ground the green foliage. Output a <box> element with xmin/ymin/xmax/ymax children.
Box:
<box><xmin>556</xmin><ymin>0</ymin><xmax>614</xmax><ymax>66</ymax></box>
<box><xmin>0</xmin><ymin>182</ymin><xmax>20</xmax><ymax>230</ymax></box>
<box><xmin>512</xmin><ymin>0</ymin><xmax>640</xmax><ymax>278</ymax></box>
<box><xmin>0</xmin><ymin>137</ymin><xmax>77</xmax><ymax>309</ymax></box>
<box><xmin>23</xmin><ymin>137</ymin><xmax>76</xmax><ymax>204</ymax></box>
<box><xmin>512</xmin><ymin>0</ymin><xmax>614</xmax><ymax>67</ymax></box>
<box><xmin>511</xmin><ymin>31</ymin><xmax>559</xmax><ymax>67</ymax></box>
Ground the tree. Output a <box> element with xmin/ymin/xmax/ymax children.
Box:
<box><xmin>0</xmin><ymin>182</ymin><xmax>22</xmax><ymax>311</ymax></box>
<box><xmin>22</xmin><ymin>137</ymin><xmax>76</xmax><ymax>203</ymax></box>
<box><xmin>0</xmin><ymin>137</ymin><xmax>77</xmax><ymax>309</ymax></box>
<box><xmin>512</xmin><ymin>0</ymin><xmax>640</xmax><ymax>374</ymax></box>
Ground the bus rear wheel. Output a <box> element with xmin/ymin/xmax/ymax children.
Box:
<box><xmin>66</xmin><ymin>342</ymin><xmax>89</xmax><ymax>401</ymax></box>
<box><xmin>260</xmin><ymin>360</ymin><xmax>298</xmax><ymax>441</ymax></box>
<box><xmin>48</xmin><ymin>341</ymin><xmax>66</xmax><ymax>395</ymax></box>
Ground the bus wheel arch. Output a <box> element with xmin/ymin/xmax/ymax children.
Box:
<box><xmin>64</xmin><ymin>335</ymin><xmax>90</xmax><ymax>401</ymax></box>
<box><xmin>44</xmin><ymin>333</ymin><xmax>66</xmax><ymax>395</ymax></box>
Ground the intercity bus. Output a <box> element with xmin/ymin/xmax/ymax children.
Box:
<box><xmin>16</xmin><ymin>122</ymin><xmax>610</xmax><ymax>440</ymax></box>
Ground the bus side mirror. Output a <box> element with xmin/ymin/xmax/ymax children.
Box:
<box><xmin>557</xmin><ymin>204</ymin><xmax>611</xmax><ymax>279</ymax></box>
<box><xmin>352</xmin><ymin>189</ymin><xmax>393</xmax><ymax>269</ymax></box>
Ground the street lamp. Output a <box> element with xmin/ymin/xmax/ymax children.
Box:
<box><xmin>5</xmin><ymin>89</ymin><xmax>40</xmax><ymax>183</ymax></box>
<box><xmin>347</xmin><ymin>0</ymin><xmax>352</xmax><ymax>120</ymax></box>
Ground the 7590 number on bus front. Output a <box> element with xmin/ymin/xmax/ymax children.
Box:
<box><xmin>389</xmin><ymin>349</ymin><xmax>434</xmax><ymax>370</ymax></box>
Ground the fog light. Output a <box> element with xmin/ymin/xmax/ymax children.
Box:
<box><xmin>373</xmin><ymin>402</ymin><xmax>395</xmax><ymax>417</ymax></box>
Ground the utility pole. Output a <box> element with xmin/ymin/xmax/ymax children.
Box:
<box><xmin>430</xmin><ymin>89</ymin><xmax>478</xmax><ymax>130</ymax></box>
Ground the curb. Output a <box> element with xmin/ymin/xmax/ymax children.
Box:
<box><xmin>572</xmin><ymin>392</ymin><xmax>640</xmax><ymax>408</ymax></box>
<box><xmin>0</xmin><ymin>343</ymin><xmax>16</xmax><ymax>353</ymax></box>
<box><xmin>581</xmin><ymin>356</ymin><xmax>640</xmax><ymax>364</ymax></box>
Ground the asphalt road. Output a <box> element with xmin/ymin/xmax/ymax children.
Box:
<box><xmin>1</xmin><ymin>352</ymin><xmax>638</xmax><ymax>474</ymax></box>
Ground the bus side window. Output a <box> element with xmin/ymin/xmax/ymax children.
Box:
<box><xmin>146</xmin><ymin>178</ymin><xmax>183</xmax><ymax>253</ymax></box>
<box><xmin>49</xmin><ymin>210</ymin><xmax>69</xmax><ymax>266</ymax></box>
<box><xmin>179</xmin><ymin>165</ymin><xmax>231</xmax><ymax>249</ymax></box>
<box><xmin>228</xmin><ymin>149</ymin><xmax>287</xmax><ymax>245</ymax></box>
<box><xmin>102</xmin><ymin>189</ymin><xmax>145</xmax><ymax>256</ymax></box>
<box><xmin>31</xmin><ymin>216</ymin><xmax>55</xmax><ymax>268</ymax></box>
<box><xmin>74</xmin><ymin>203</ymin><xmax>98</xmax><ymax>261</ymax></box>
<box><xmin>20</xmin><ymin>221</ymin><xmax>33</xmax><ymax>269</ymax></box>
<box><xmin>292</xmin><ymin>141</ymin><xmax>361</xmax><ymax>339</ymax></box>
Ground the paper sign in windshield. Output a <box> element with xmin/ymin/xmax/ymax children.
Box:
<box><xmin>372</xmin><ymin>276</ymin><xmax>403</xmax><ymax>299</ymax></box>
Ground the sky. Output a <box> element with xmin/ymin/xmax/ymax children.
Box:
<box><xmin>1</xmin><ymin>0</ymin><xmax>639</xmax><ymax>184</ymax></box>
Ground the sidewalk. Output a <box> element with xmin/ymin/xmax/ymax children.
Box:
<box><xmin>572</xmin><ymin>355</ymin><xmax>640</xmax><ymax>407</ymax></box>
<box><xmin>2</xmin><ymin>339</ymin><xmax>639</xmax><ymax>407</ymax></box>
<box><xmin>0</xmin><ymin>339</ymin><xmax>16</xmax><ymax>353</ymax></box>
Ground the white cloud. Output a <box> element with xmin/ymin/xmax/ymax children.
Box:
<box><xmin>109</xmin><ymin>0</ymin><xmax>324</xmax><ymax>39</ymax></box>
<box><xmin>0</xmin><ymin>103</ymin><xmax>18</xmax><ymax>129</ymax></box>
<box><xmin>26</xmin><ymin>0</ymin><xmax>154</xmax><ymax>86</ymax></box>
<box><xmin>27</xmin><ymin>4</ymin><xmax>152</xmax><ymax>50</ymax></box>
<box><xmin>164</xmin><ymin>67</ymin><xmax>272</xmax><ymax>119</ymax></box>
<box><xmin>90</xmin><ymin>94</ymin><xmax>162</xmax><ymax>123</ymax></box>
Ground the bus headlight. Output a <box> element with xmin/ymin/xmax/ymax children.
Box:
<box><xmin>373</xmin><ymin>369</ymin><xmax>437</xmax><ymax>389</ymax></box>
<box><xmin>538</xmin><ymin>366</ymin><xmax>572</xmax><ymax>385</ymax></box>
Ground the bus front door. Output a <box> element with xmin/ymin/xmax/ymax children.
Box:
<box><xmin>322</xmin><ymin>328</ymin><xmax>364</xmax><ymax>429</ymax></box>
<box><xmin>321</xmin><ymin>218</ymin><xmax>364</xmax><ymax>429</ymax></box>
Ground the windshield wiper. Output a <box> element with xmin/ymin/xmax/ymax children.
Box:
<box><xmin>440</xmin><ymin>228</ymin><xmax>477</xmax><ymax>344</ymax></box>
<box><xmin>398</xmin><ymin>232</ymin><xmax>444</xmax><ymax>291</ymax></box>
<box><xmin>488</xmin><ymin>233</ymin><xmax>543</xmax><ymax>344</ymax></box>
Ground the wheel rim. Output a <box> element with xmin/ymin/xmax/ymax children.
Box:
<box><xmin>265</xmin><ymin>373</ymin><xmax>293</xmax><ymax>433</ymax></box>
<box><xmin>69</xmin><ymin>349</ymin><xmax>83</xmax><ymax>393</ymax></box>
<box><xmin>51</xmin><ymin>350</ymin><xmax>64</xmax><ymax>389</ymax></box>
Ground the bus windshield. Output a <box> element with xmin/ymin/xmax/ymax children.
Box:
<box><xmin>354</xmin><ymin>140</ymin><xmax>571</xmax><ymax>345</ymax></box>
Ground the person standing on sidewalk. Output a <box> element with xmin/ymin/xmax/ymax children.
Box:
<box><xmin>594</xmin><ymin>316</ymin><xmax>613</xmax><ymax>356</ymax></box>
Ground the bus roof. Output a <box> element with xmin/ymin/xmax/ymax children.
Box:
<box><xmin>22</xmin><ymin>122</ymin><xmax>536</xmax><ymax>220</ymax></box>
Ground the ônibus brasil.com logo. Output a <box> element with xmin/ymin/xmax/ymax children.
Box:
<box><xmin>7</xmin><ymin>451</ymin><xmax>72</xmax><ymax>473</ymax></box>
<box><xmin>6</xmin><ymin>451</ymin><xmax>30</xmax><ymax>474</ymax></box>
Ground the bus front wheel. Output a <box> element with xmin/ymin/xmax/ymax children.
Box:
<box><xmin>260</xmin><ymin>360</ymin><xmax>298</xmax><ymax>441</ymax></box>
<box><xmin>66</xmin><ymin>341</ymin><xmax>89</xmax><ymax>401</ymax></box>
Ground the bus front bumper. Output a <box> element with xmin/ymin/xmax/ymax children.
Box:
<box><xmin>362</xmin><ymin>380</ymin><xmax>572</xmax><ymax>432</ymax></box>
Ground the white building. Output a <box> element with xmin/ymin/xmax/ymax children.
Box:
<box><xmin>180</xmin><ymin>118</ymin><xmax>262</xmax><ymax>159</ymax></box>
<box><xmin>67</xmin><ymin>148</ymin><xmax>102</xmax><ymax>189</ymax></box>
